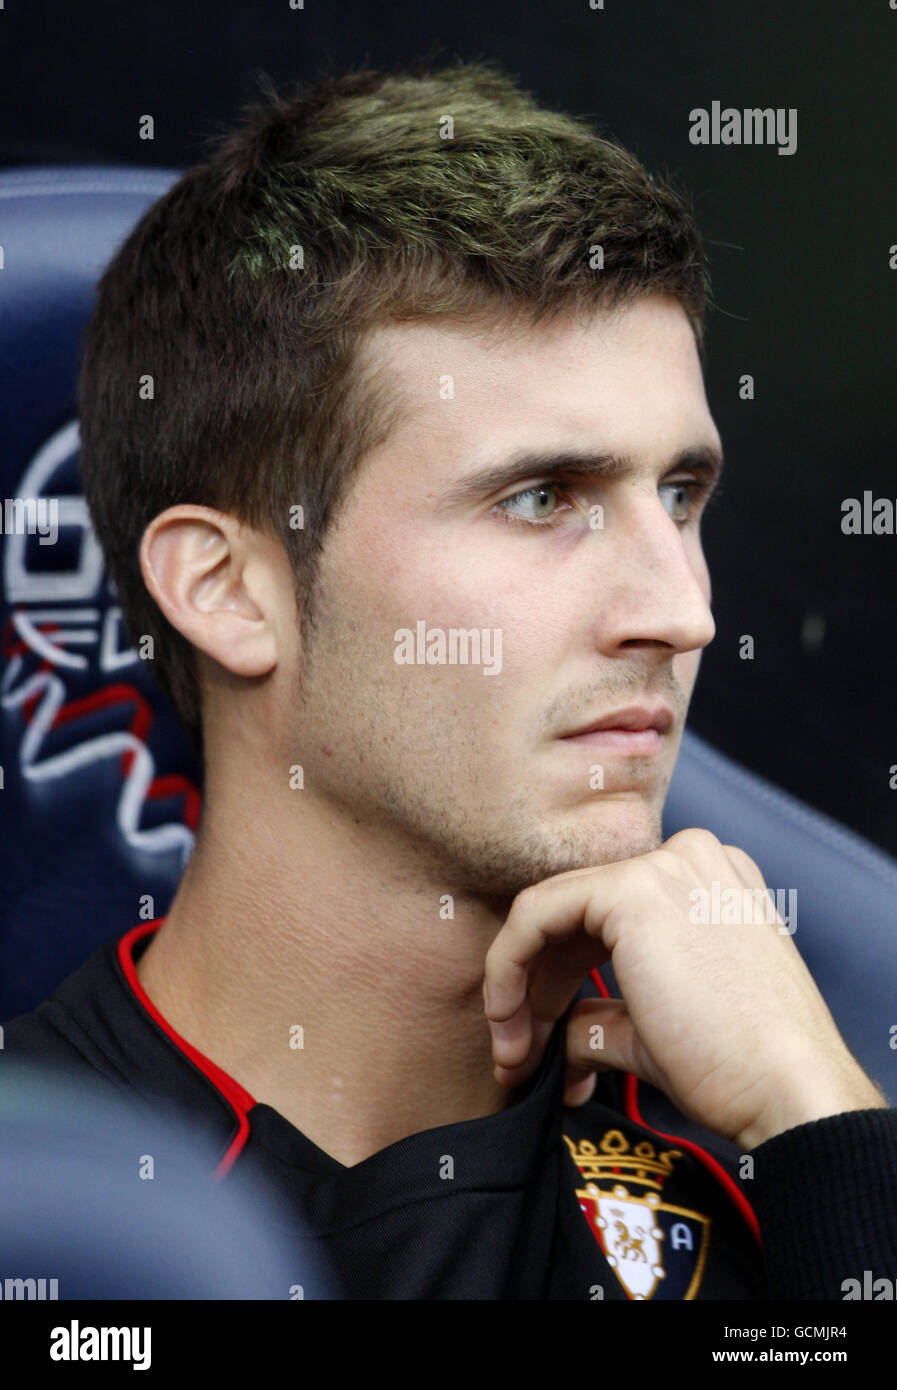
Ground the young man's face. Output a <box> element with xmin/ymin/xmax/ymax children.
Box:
<box><xmin>285</xmin><ymin>292</ymin><xmax>721</xmax><ymax>899</ymax></box>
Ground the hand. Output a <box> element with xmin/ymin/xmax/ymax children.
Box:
<box><xmin>482</xmin><ymin>828</ymin><xmax>888</xmax><ymax>1149</ymax></box>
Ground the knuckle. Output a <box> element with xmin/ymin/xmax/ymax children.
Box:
<box><xmin>668</xmin><ymin>826</ymin><xmax>721</xmax><ymax>852</ymax></box>
<box><xmin>724</xmin><ymin>844</ymin><xmax>762</xmax><ymax>879</ymax></box>
<box><xmin>514</xmin><ymin>881</ymin><xmax>542</xmax><ymax>912</ymax></box>
<box><xmin>647</xmin><ymin>845</ymin><xmax>693</xmax><ymax>883</ymax></box>
<box><xmin>649</xmin><ymin>846</ymin><xmax>682</xmax><ymax>868</ymax></box>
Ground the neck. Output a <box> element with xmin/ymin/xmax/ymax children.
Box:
<box><xmin>136</xmin><ymin>776</ymin><xmax>515</xmax><ymax>1167</ymax></box>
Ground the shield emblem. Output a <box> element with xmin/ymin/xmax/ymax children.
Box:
<box><xmin>565</xmin><ymin>1131</ymin><xmax>711</xmax><ymax>1299</ymax></box>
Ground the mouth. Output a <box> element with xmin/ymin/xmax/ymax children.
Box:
<box><xmin>557</xmin><ymin>704</ymin><xmax>674</xmax><ymax>756</ymax></box>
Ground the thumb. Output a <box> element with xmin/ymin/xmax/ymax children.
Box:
<box><xmin>563</xmin><ymin>996</ymin><xmax>662</xmax><ymax>1106</ymax></box>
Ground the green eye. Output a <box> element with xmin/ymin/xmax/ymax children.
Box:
<box><xmin>659</xmin><ymin>480</ymin><xmax>707</xmax><ymax>523</ymax></box>
<box><xmin>493</xmin><ymin>477</ymin><xmax>710</xmax><ymax>529</ymax></box>
<box><xmin>493</xmin><ymin>482</ymin><xmax>568</xmax><ymax>527</ymax></box>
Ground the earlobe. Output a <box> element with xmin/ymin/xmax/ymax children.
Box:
<box><xmin>139</xmin><ymin>506</ymin><xmax>278</xmax><ymax>679</ymax></box>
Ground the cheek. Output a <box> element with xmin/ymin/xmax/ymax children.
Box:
<box><xmin>382</xmin><ymin>581</ymin><xmax>553</xmax><ymax>725</ymax></box>
<box><xmin>343</xmin><ymin>516</ymin><xmax>562</xmax><ymax>682</ymax></box>
<box><xmin>418</xmin><ymin>570</ymin><xmax>555</xmax><ymax>677</ymax></box>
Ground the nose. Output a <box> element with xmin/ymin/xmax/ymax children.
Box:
<box><xmin>587</xmin><ymin>487</ymin><xmax>716</xmax><ymax>657</ymax></box>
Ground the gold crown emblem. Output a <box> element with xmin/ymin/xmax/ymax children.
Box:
<box><xmin>563</xmin><ymin>1129</ymin><xmax>683</xmax><ymax>1190</ymax></box>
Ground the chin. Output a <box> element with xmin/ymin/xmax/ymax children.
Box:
<box><xmin>582</xmin><ymin>801</ymin><xmax>664</xmax><ymax>862</ymax></box>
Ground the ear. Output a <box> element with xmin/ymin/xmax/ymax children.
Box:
<box><xmin>139</xmin><ymin>505</ymin><xmax>279</xmax><ymax>679</ymax></box>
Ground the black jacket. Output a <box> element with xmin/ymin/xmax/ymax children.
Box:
<box><xmin>3</xmin><ymin>918</ymin><xmax>897</xmax><ymax>1299</ymax></box>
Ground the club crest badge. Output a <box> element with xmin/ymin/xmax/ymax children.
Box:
<box><xmin>563</xmin><ymin>1129</ymin><xmax>710</xmax><ymax>1299</ymax></box>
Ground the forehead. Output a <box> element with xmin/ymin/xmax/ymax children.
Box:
<box><xmin>357</xmin><ymin>294</ymin><xmax>719</xmax><ymax>476</ymax></box>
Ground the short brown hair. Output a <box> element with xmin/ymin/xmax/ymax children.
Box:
<box><xmin>77</xmin><ymin>58</ymin><xmax>710</xmax><ymax>751</ymax></box>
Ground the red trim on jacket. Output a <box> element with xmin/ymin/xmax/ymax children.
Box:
<box><xmin>589</xmin><ymin>966</ymin><xmax>762</xmax><ymax>1249</ymax></box>
<box><xmin>117</xmin><ymin>919</ymin><xmax>254</xmax><ymax>1179</ymax></box>
<box><xmin>117</xmin><ymin>919</ymin><xmax>761</xmax><ymax>1246</ymax></box>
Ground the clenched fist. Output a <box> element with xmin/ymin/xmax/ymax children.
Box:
<box><xmin>482</xmin><ymin>828</ymin><xmax>888</xmax><ymax>1150</ymax></box>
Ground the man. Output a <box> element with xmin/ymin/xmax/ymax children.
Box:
<box><xmin>4</xmin><ymin>59</ymin><xmax>896</xmax><ymax>1300</ymax></box>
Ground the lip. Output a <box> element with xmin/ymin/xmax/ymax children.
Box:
<box><xmin>558</xmin><ymin>727</ymin><xmax>664</xmax><ymax>755</ymax></box>
<box><xmin>559</xmin><ymin>704</ymin><xmax>675</xmax><ymax>740</ymax></box>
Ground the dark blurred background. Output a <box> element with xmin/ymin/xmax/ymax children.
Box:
<box><xmin>1</xmin><ymin>0</ymin><xmax>895</xmax><ymax>856</ymax></box>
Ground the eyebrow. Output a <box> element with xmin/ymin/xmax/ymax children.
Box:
<box><xmin>438</xmin><ymin>444</ymin><xmax>725</xmax><ymax>509</ymax></box>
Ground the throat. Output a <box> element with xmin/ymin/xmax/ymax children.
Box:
<box><xmin>133</xmin><ymin>936</ymin><xmax>514</xmax><ymax>1169</ymax></box>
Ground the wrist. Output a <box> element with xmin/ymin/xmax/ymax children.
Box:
<box><xmin>736</xmin><ymin>1063</ymin><xmax>889</xmax><ymax>1151</ymax></box>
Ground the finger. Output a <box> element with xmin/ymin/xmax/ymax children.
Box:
<box><xmin>485</xmin><ymin>987</ymin><xmax>533</xmax><ymax>1070</ymax></box>
<box><xmin>503</xmin><ymin>940</ymin><xmax>610</xmax><ymax>1082</ymax></box>
<box><xmin>483</xmin><ymin>870</ymin><xmax>618</xmax><ymax>1029</ymax></box>
<box><xmin>564</xmin><ymin>1072</ymin><xmax>598</xmax><ymax>1107</ymax></box>
<box><xmin>528</xmin><ymin>929</ymin><xmax>610</xmax><ymax>1023</ymax></box>
<box><xmin>721</xmin><ymin>843</ymin><xmax>762</xmax><ymax>882</ymax></box>
<box><xmin>662</xmin><ymin>826</ymin><xmax>722</xmax><ymax>856</ymax></box>
<box><xmin>563</xmin><ymin>995</ymin><xmax>664</xmax><ymax>1093</ymax></box>
<box><xmin>491</xmin><ymin>1013</ymin><xmax>557</xmax><ymax>1086</ymax></box>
